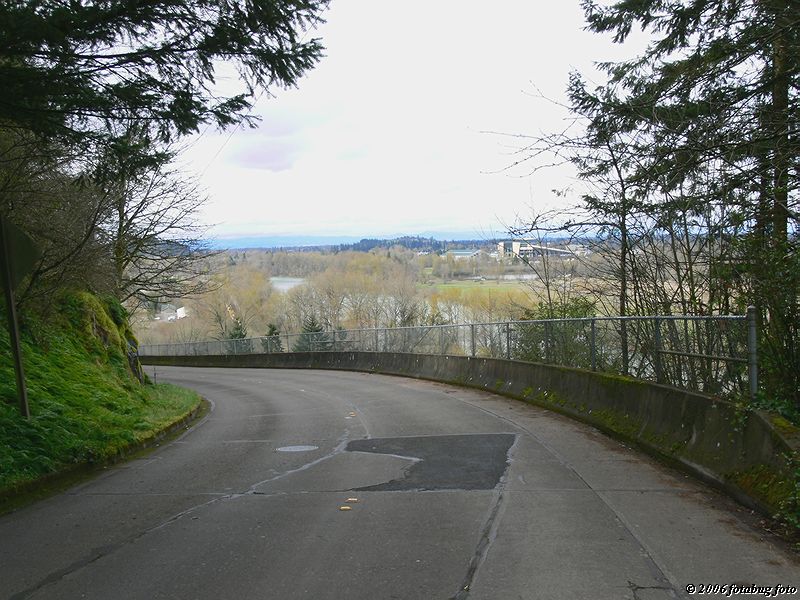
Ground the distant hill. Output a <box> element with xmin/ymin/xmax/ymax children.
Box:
<box><xmin>334</xmin><ymin>236</ymin><xmax>502</xmax><ymax>253</ymax></box>
<box><xmin>208</xmin><ymin>235</ymin><xmax>366</xmax><ymax>249</ymax></box>
<box><xmin>208</xmin><ymin>231</ymin><xmax>497</xmax><ymax>251</ymax></box>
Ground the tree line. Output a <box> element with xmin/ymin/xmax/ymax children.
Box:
<box><xmin>135</xmin><ymin>249</ymin><xmax>538</xmax><ymax>345</ymax></box>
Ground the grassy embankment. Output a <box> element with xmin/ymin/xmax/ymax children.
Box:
<box><xmin>0</xmin><ymin>292</ymin><xmax>202</xmax><ymax>503</ymax></box>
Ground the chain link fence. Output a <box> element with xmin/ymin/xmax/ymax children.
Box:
<box><xmin>141</xmin><ymin>309</ymin><xmax>758</xmax><ymax>398</ymax></box>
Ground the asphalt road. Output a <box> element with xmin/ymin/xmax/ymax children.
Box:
<box><xmin>1</xmin><ymin>367</ymin><xmax>798</xmax><ymax>600</ymax></box>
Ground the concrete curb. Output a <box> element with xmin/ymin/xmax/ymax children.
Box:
<box><xmin>142</xmin><ymin>352</ymin><xmax>798</xmax><ymax>516</ymax></box>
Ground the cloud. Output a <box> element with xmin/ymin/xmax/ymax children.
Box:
<box><xmin>227</xmin><ymin>136</ymin><xmax>304</xmax><ymax>171</ymax></box>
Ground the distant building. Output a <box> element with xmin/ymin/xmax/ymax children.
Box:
<box><xmin>153</xmin><ymin>303</ymin><xmax>188</xmax><ymax>322</ymax></box>
<box><xmin>496</xmin><ymin>241</ymin><xmax>575</xmax><ymax>259</ymax></box>
<box><xmin>447</xmin><ymin>249</ymin><xmax>480</xmax><ymax>261</ymax></box>
<box><xmin>497</xmin><ymin>241</ymin><xmax>514</xmax><ymax>256</ymax></box>
<box><xmin>565</xmin><ymin>243</ymin><xmax>591</xmax><ymax>257</ymax></box>
<box><xmin>155</xmin><ymin>303</ymin><xmax>177</xmax><ymax>321</ymax></box>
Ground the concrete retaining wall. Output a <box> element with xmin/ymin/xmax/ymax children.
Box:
<box><xmin>142</xmin><ymin>351</ymin><xmax>799</xmax><ymax>515</ymax></box>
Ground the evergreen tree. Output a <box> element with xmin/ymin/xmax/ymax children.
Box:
<box><xmin>224</xmin><ymin>317</ymin><xmax>248</xmax><ymax>354</ymax></box>
<box><xmin>228</xmin><ymin>318</ymin><xmax>248</xmax><ymax>340</ymax></box>
<box><xmin>292</xmin><ymin>315</ymin><xmax>331</xmax><ymax>352</ymax></box>
<box><xmin>262</xmin><ymin>323</ymin><xmax>284</xmax><ymax>353</ymax></box>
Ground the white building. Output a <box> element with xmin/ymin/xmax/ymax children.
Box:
<box><xmin>496</xmin><ymin>241</ymin><xmax>575</xmax><ymax>259</ymax></box>
<box><xmin>446</xmin><ymin>249</ymin><xmax>480</xmax><ymax>261</ymax></box>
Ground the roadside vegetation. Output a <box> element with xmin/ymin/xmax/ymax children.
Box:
<box><xmin>0</xmin><ymin>293</ymin><xmax>200</xmax><ymax>497</ymax></box>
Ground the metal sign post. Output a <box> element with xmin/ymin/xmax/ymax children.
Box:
<box><xmin>0</xmin><ymin>215</ymin><xmax>31</xmax><ymax>418</ymax></box>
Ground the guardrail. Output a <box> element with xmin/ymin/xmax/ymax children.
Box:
<box><xmin>140</xmin><ymin>307</ymin><xmax>758</xmax><ymax>399</ymax></box>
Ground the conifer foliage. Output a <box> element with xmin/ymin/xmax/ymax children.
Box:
<box><xmin>0</xmin><ymin>0</ymin><xmax>328</xmax><ymax>156</ymax></box>
<box><xmin>517</xmin><ymin>0</ymin><xmax>799</xmax><ymax>409</ymax></box>
<box><xmin>575</xmin><ymin>0</ymin><xmax>799</xmax><ymax>405</ymax></box>
<box><xmin>292</xmin><ymin>315</ymin><xmax>331</xmax><ymax>352</ymax></box>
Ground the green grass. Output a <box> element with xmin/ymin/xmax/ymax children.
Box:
<box><xmin>0</xmin><ymin>293</ymin><xmax>201</xmax><ymax>496</ymax></box>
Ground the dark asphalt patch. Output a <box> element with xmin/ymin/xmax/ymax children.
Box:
<box><xmin>346</xmin><ymin>434</ymin><xmax>516</xmax><ymax>491</ymax></box>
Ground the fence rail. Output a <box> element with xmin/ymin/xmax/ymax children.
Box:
<box><xmin>140</xmin><ymin>308</ymin><xmax>758</xmax><ymax>399</ymax></box>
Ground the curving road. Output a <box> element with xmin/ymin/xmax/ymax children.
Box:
<box><xmin>1</xmin><ymin>367</ymin><xmax>798</xmax><ymax>600</ymax></box>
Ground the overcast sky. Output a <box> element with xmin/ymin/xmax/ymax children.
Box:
<box><xmin>181</xmin><ymin>1</ymin><xmax>642</xmax><ymax>242</ymax></box>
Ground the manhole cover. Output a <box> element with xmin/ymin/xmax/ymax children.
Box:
<box><xmin>276</xmin><ymin>445</ymin><xmax>319</xmax><ymax>452</ymax></box>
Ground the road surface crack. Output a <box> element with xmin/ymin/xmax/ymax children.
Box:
<box><xmin>449</xmin><ymin>489</ymin><xmax>507</xmax><ymax>600</ymax></box>
<box><xmin>449</xmin><ymin>434</ymin><xmax>517</xmax><ymax>600</ymax></box>
<box><xmin>628</xmin><ymin>580</ymin><xmax>680</xmax><ymax>599</ymax></box>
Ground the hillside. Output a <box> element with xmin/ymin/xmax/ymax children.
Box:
<box><xmin>0</xmin><ymin>292</ymin><xmax>201</xmax><ymax>499</ymax></box>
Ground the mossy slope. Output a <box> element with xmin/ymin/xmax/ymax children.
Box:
<box><xmin>0</xmin><ymin>292</ymin><xmax>200</xmax><ymax>494</ymax></box>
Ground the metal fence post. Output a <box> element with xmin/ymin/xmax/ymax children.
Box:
<box><xmin>620</xmin><ymin>319</ymin><xmax>629</xmax><ymax>375</ymax></box>
<box><xmin>747</xmin><ymin>305</ymin><xmax>758</xmax><ymax>401</ymax></box>
<box><xmin>440</xmin><ymin>327</ymin><xmax>445</xmax><ymax>355</ymax></box>
<box><xmin>505</xmin><ymin>322</ymin><xmax>511</xmax><ymax>360</ymax></box>
<box><xmin>544</xmin><ymin>321</ymin><xmax>551</xmax><ymax>363</ymax></box>
<box><xmin>590</xmin><ymin>319</ymin><xmax>596</xmax><ymax>371</ymax></box>
<box><xmin>654</xmin><ymin>317</ymin><xmax>663</xmax><ymax>383</ymax></box>
<box><xmin>470</xmin><ymin>324</ymin><xmax>476</xmax><ymax>357</ymax></box>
